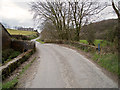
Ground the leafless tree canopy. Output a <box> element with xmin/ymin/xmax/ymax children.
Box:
<box><xmin>111</xmin><ymin>0</ymin><xmax>120</xmax><ymax>50</ymax></box>
<box><xmin>30</xmin><ymin>0</ymin><xmax>107</xmax><ymax>41</ymax></box>
<box><xmin>112</xmin><ymin>0</ymin><xmax>120</xmax><ymax>21</ymax></box>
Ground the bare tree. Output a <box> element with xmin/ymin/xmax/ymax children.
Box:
<box><xmin>30</xmin><ymin>0</ymin><xmax>107</xmax><ymax>41</ymax></box>
<box><xmin>112</xmin><ymin>0</ymin><xmax>120</xmax><ymax>21</ymax></box>
<box><xmin>40</xmin><ymin>20</ymin><xmax>58</xmax><ymax>40</ymax></box>
<box><xmin>85</xmin><ymin>23</ymin><xmax>95</xmax><ymax>45</ymax></box>
<box><xmin>111</xmin><ymin>0</ymin><xmax>120</xmax><ymax>47</ymax></box>
<box><xmin>70</xmin><ymin>0</ymin><xmax>107</xmax><ymax>41</ymax></box>
<box><xmin>111</xmin><ymin>0</ymin><xmax>120</xmax><ymax>85</ymax></box>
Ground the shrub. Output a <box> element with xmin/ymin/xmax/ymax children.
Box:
<box><xmin>2</xmin><ymin>49</ymin><xmax>21</xmax><ymax>64</ymax></box>
<box><xmin>2</xmin><ymin>49</ymin><xmax>14</xmax><ymax>64</ymax></box>
<box><xmin>27</xmin><ymin>34</ymin><xmax>38</xmax><ymax>40</ymax></box>
<box><xmin>8</xmin><ymin>51</ymin><xmax>21</xmax><ymax>59</ymax></box>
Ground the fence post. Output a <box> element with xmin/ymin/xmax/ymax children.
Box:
<box><xmin>98</xmin><ymin>43</ymin><xmax>100</xmax><ymax>54</ymax></box>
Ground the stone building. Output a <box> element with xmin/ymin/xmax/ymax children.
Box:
<box><xmin>0</xmin><ymin>23</ymin><xmax>35</xmax><ymax>52</ymax></box>
<box><xmin>0</xmin><ymin>23</ymin><xmax>11</xmax><ymax>50</ymax></box>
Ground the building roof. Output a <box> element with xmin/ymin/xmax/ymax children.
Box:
<box><xmin>0</xmin><ymin>23</ymin><xmax>11</xmax><ymax>36</ymax></box>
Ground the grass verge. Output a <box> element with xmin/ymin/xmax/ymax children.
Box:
<box><xmin>69</xmin><ymin>42</ymin><xmax>119</xmax><ymax>76</ymax></box>
<box><xmin>2</xmin><ymin>57</ymin><xmax>37</xmax><ymax>89</ymax></box>
<box><xmin>20</xmin><ymin>57</ymin><xmax>36</xmax><ymax>75</ymax></box>
<box><xmin>2</xmin><ymin>77</ymin><xmax>18</xmax><ymax>89</ymax></box>
<box><xmin>92</xmin><ymin>53</ymin><xmax>118</xmax><ymax>75</ymax></box>
<box><xmin>36</xmin><ymin>39</ymin><xmax>44</xmax><ymax>44</ymax></box>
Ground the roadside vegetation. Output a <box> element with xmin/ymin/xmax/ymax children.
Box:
<box><xmin>73</xmin><ymin>39</ymin><xmax>118</xmax><ymax>75</ymax></box>
<box><xmin>27</xmin><ymin>34</ymin><xmax>38</xmax><ymax>40</ymax></box>
<box><xmin>36</xmin><ymin>39</ymin><xmax>44</xmax><ymax>44</ymax></box>
<box><xmin>92</xmin><ymin>53</ymin><xmax>118</xmax><ymax>75</ymax></box>
<box><xmin>67</xmin><ymin>41</ymin><xmax>119</xmax><ymax>76</ymax></box>
<box><xmin>2</xmin><ymin>57</ymin><xmax>37</xmax><ymax>89</ymax></box>
<box><xmin>2</xmin><ymin>49</ymin><xmax>21</xmax><ymax>65</ymax></box>
<box><xmin>2</xmin><ymin>77</ymin><xmax>18</xmax><ymax>89</ymax></box>
<box><xmin>80</xmin><ymin>40</ymin><xmax>114</xmax><ymax>47</ymax></box>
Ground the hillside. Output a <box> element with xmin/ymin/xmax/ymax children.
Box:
<box><xmin>7</xmin><ymin>29</ymin><xmax>37</xmax><ymax>36</ymax></box>
<box><xmin>80</xmin><ymin>19</ymin><xmax>118</xmax><ymax>39</ymax></box>
<box><xmin>6</xmin><ymin>29</ymin><xmax>39</xmax><ymax>40</ymax></box>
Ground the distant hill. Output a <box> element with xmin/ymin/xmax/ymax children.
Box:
<box><xmin>7</xmin><ymin>29</ymin><xmax>37</xmax><ymax>36</ymax></box>
<box><xmin>80</xmin><ymin>19</ymin><xmax>118</xmax><ymax>40</ymax></box>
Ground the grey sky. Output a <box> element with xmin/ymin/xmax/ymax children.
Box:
<box><xmin>0</xmin><ymin>0</ymin><xmax>35</xmax><ymax>28</ymax></box>
<box><xmin>0</xmin><ymin>0</ymin><xmax>118</xmax><ymax>29</ymax></box>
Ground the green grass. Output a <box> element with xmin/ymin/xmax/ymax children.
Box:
<box><xmin>7</xmin><ymin>29</ymin><xmax>37</xmax><ymax>36</ymax></box>
<box><xmin>36</xmin><ymin>39</ymin><xmax>44</xmax><ymax>44</ymax></box>
<box><xmin>92</xmin><ymin>53</ymin><xmax>118</xmax><ymax>75</ymax></box>
<box><xmin>2</xmin><ymin>49</ymin><xmax>21</xmax><ymax>64</ymax></box>
<box><xmin>80</xmin><ymin>40</ymin><xmax>88</xmax><ymax>44</ymax></box>
<box><xmin>7</xmin><ymin>29</ymin><xmax>39</xmax><ymax>40</ymax></box>
<box><xmin>2</xmin><ymin>57</ymin><xmax>37</xmax><ymax>89</ymax></box>
<box><xmin>80</xmin><ymin>39</ymin><xmax>113</xmax><ymax>47</ymax></box>
<box><xmin>94</xmin><ymin>40</ymin><xmax>103</xmax><ymax>46</ymax></box>
<box><xmin>2</xmin><ymin>77</ymin><xmax>18</xmax><ymax>89</ymax></box>
<box><xmin>20</xmin><ymin>57</ymin><xmax>36</xmax><ymax>75</ymax></box>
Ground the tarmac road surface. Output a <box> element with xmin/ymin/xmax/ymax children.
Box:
<box><xmin>27</xmin><ymin>41</ymin><xmax>118</xmax><ymax>88</ymax></box>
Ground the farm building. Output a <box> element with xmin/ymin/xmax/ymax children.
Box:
<box><xmin>0</xmin><ymin>23</ymin><xmax>35</xmax><ymax>52</ymax></box>
<box><xmin>0</xmin><ymin>23</ymin><xmax>11</xmax><ymax>50</ymax></box>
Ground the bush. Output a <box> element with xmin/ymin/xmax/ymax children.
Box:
<box><xmin>2</xmin><ymin>49</ymin><xmax>21</xmax><ymax>64</ymax></box>
<box><xmin>8</xmin><ymin>51</ymin><xmax>21</xmax><ymax>59</ymax></box>
<box><xmin>11</xmin><ymin>34</ymin><xmax>39</xmax><ymax>40</ymax></box>
<box><xmin>27</xmin><ymin>34</ymin><xmax>38</xmax><ymax>40</ymax></box>
<box><xmin>2</xmin><ymin>49</ymin><xmax>14</xmax><ymax>64</ymax></box>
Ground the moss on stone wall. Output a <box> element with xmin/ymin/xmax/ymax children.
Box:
<box><xmin>2</xmin><ymin>49</ymin><xmax>34</xmax><ymax>80</ymax></box>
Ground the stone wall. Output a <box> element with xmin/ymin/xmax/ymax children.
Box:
<box><xmin>11</xmin><ymin>40</ymin><xmax>35</xmax><ymax>52</ymax></box>
<box><xmin>11</xmin><ymin>35</ymin><xmax>28</xmax><ymax>40</ymax></box>
<box><xmin>1</xmin><ymin>23</ymin><xmax>36</xmax><ymax>80</ymax></box>
<box><xmin>44</xmin><ymin>39</ymin><xmax>98</xmax><ymax>52</ymax></box>
<box><xmin>1</xmin><ymin>49</ymin><xmax>34</xmax><ymax>80</ymax></box>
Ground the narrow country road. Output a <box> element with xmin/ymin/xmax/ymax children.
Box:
<box><xmin>26</xmin><ymin>40</ymin><xmax>118</xmax><ymax>88</ymax></box>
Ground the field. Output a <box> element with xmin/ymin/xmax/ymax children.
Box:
<box><xmin>80</xmin><ymin>40</ymin><xmax>113</xmax><ymax>47</ymax></box>
<box><xmin>7</xmin><ymin>29</ymin><xmax>37</xmax><ymax>36</ymax></box>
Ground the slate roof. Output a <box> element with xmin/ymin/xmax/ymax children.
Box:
<box><xmin>0</xmin><ymin>23</ymin><xmax>11</xmax><ymax>36</ymax></box>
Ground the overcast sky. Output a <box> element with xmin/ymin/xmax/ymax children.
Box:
<box><xmin>0</xmin><ymin>0</ymin><xmax>118</xmax><ymax>29</ymax></box>
<box><xmin>0</xmin><ymin>0</ymin><xmax>35</xmax><ymax>28</ymax></box>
